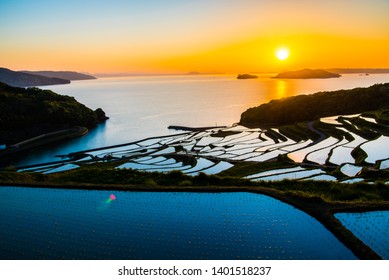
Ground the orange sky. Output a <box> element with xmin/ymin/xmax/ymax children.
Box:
<box><xmin>1</xmin><ymin>0</ymin><xmax>389</xmax><ymax>74</ymax></box>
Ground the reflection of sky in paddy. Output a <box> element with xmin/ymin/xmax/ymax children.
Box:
<box><xmin>380</xmin><ymin>159</ymin><xmax>389</xmax><ymax>170</ymax></box>
<box><xmin>15</xmin><ymin>117</ymin><xmax>388</xmax><ymax>183</ymax></box>
<box><xmin>329</xmin><ymin>146</ymin><xmax>354</xmax><ymax>165</ymax></box>
<box><xmin>341</xmin><ymin>178</ymin><xmax>365</xmax><ymax>183</ymax></box>
<box><xmin>0</xmin><ymin>187</ymin><xmax>356</xmax><ymax>260</ymax></box>
<box><xmin>188</xmin><ymin>161</ymin><xmax>234</xmax><ymax>175</ymax></box>
<box><xmin>288</xmin><ymin>137</ymin><xmax>339</xmax><ymax>163</ymax></box>
<box><xmin>250</xmin><ymin>169</ymin><xmax>324</xmax><ymax>181</ymax></box>
<box><xmin>246</xmin><ymin>166</ymin><xmax>305</xmax><ymax>179</ymax></box>
<box><xmin>340</xmin><ymin>164</ymin><xmax>362</xmax><ymax>177</ymax></box>
<box><xmin>336</xmin><ymin>211</ymin><xmax>389</xmax><ymax>259</ymax></box>
<box><xmin>306</xmin><ymin>138</ymin><xmax>348</xmax><ymax>165</ymax></box>
<box><xmin>361</xmin><ymin>136</ymin><xmax>389</xmax><ymax>163</ymax></box>
<box><xmin>358</xmin><ymin>116</ymin><xmax>377</xmax><ymax>124</ymax></box>
<box><xmin>320</xmin><ymin>116</ymin><xmax>342</xmax><ymax>125</ymax></box>
<box><xmin>302</xmin><ymin>174</ymin><xmax>338</xmax><ymax>181</ymax></box>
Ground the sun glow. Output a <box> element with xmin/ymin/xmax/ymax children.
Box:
<box><xmin>276</xmin><ymin>48</ymin><xmax>289</xmax><ymax>60</ymax></box>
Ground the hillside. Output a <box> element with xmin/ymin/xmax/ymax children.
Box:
<box><xmin>240</xmin><ymin>83</ymin><xmax>389</xmax><ymax>127</ymax></box>
<box><xmin>21</xmin><ymin>70</ymin><xmax>96</xmax><ymax>80</ymax></box>
<box><xmin>237</xmin><ymin>74</ymin><xmax>258</xmax><ymax>79</ymax></box>
<box><xmin>0</xmin><ymin>67</ymin><xmax>70</xmax><ymax>87</ymax></box>
<box><xmin>273</xmin><ymin>69</ymin><xmax>341</xmax><ymax>79</ymax></box>
<box><xmin>0</xmin><ymin>82</ymin><xmax>107</xmax><ymax>145</ymax></box>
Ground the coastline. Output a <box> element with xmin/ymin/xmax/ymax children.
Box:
<box><xmin>0</xmin><ymin>127</ymin><xmax>88</xmax><ymax>158</ymax></box>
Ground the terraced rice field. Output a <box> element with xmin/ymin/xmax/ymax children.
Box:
<box><xmin>0</xmin><ymin>186</ymin><xmax>357</xmax><ymax>259</ymax></box>
<box><xmin>17</xmin><ymin>113</ymin><xmax>389</xmax><ymax>183</ymax></box>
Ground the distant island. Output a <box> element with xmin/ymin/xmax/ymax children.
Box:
<box><xmin>186</xmin><ymin>71</ymin><xmax>225</xmax><ymax>75</ymax></box>
<box><xmin>273</xmin><ymin>69</ymin><xmax>341</xmax><ymax>79</ymax></box>
<box><xmin>0</xmin><ymin>82</ymin><xmax>108</xmax><ymax>150</ymax></box>
<box><xmin>240</xmin><ymin>83</ymin><xmax>389</xmax><ymax>127</ymax></box>
<box><xmin>237</xmin><ymin>74</ymin><xmax>258</xmax><ymax>79</ymax></box>
<box><xmin>0</xmin><ymin>67</ymin><xmax>97</xmax><ymax>87</ymax></box>
<box><xmin>0</xmin><ymin>67</ymin><xmax>70</xmax><ymax>87</ymax></box>
<box><xmin>21</xmin><ymin>70</ymin><xmax>96</xmax><ymax>81</ymax></box>
<box><xmin>186</xmin><ymin>71</ymin><xmax>201</xmax><ymax>75</ymax></box>
<box><xmin>326</xmin><ymin>68</ymin><xmax>389</xmax><ymax>74</ymax></box>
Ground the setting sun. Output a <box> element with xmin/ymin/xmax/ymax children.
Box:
<box><xmin>276</xmin><ymin>48</ymin><xmax>289</xmax><ymax>61</ymax></box>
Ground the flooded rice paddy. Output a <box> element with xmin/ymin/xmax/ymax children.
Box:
<box><xmin>335</xmin><ymin>211</ymin><xmax>389</xmax><ymax>259</ymax></box>
<box><xmin>0</xmin><ymin>186</ymin><xmax>357</xmax><ymax>260</ymax></box>
<box><xmin>18</xmin><ymin>113</ymin><xmax>389</xmax><ymax>184</ymax></box>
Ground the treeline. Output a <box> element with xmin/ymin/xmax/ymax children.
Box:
<box><xmin>240</xmin><ymin>83</ymin><xmax>389</xmax><ymax>127</ymax></box>
<box><xmin>0</xmin><ymin>82</ymin><xmax>107</xmax><ymax>144</ymax></box>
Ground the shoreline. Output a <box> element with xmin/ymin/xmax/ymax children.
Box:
<box><xmin>0</xmin><ymin>126</ymin><xmax>88</xmax><ymax>159</ymax></box>
<box><xmin>1</xmin><ymin>181</ymin><xmax>387</xmax><ymax>260</ymax></box>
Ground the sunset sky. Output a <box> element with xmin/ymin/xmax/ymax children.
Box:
<box><xmin>1</xmin><ymin>0</ymin><xmax>389</xmax><ymax>74</ymax></box>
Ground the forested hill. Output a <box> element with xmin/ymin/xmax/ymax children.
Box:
<box><xmin>0</xmin><ymin>82</ymin><xmax>107</xmax><ymax>145</ymax></box>
<box><xmin>0</xmin><ymin>67</ymin><xmax>70</xmax><ymax>87</ymax></box>
<box><xmin>240</xmin><ymin>83</ymin><xmax>389</xmax><ymax>127</ymax></box>
<box><xmin>21</xmin><ymin>71</ymin><xmax>96</xmax><ymax>81</ymax></box>
<box><xmin>273</xmin><ymin>69</ymin><xmax>341</xmax><ymax>79</ymax></box>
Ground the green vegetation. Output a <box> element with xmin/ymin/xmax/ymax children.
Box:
<box><xmin>1</xmin><ymin>166</ymin><xmax>388</xmax><ymax>204</ymax></box>
<box><xmin>374</xmin><ymin>109</ymin><xmax>389</xmax><ymax>125</ymax></box>
<box><xmin>273</xmin><ymin>69</ymin><xmax>341</xmax><ymax>79</ymax></box>
<box><xmin>218</xmin><ymin>161</ymin><xmax>296</xmax><ymax>177</ymax></box>
<box><xmin>210</xmin><ymin>130</ymin><xmax>240</xmax><ymax>138</ymax></box>
<box><xmin>261</xmin><ymin>179</ymin><xmax>389</xmax><ymax>202</ymax></box>
<box><xmin>278</xmin><ymin>123</ymin><xmax>315</xmax><ymax>141</ymax></box>
<box><xmin>312</xmin><ymin>121</ymin><xmax>352</xmax><ymax>140</ymax></box>
<box><xmin>264</xmin><ymin>129</ymin><xmax>288</xmax><ymax>143</ymax></box>
<box><xmin>240</xmin><ymin>83</ymin><xmax>389</xmax><ymax>127</ymax></box>
<box><xmin>0</xmin><ymin>82</ymin><xmax>107</xmax><ymax>145</ymax></box>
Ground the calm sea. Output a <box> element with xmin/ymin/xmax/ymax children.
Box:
<box><xmin>13</xmin><ymin>73</ymin><xmax>389</xmax><ymax>166</ymax></box>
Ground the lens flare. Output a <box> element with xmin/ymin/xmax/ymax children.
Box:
<box><xmin>105</xmin><ymin>194</ymin><xmax>117</xmax><ymax>204</ymax></box>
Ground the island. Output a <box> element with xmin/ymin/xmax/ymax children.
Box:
<box><xmin>326</xmin><ymin>68</ymin><xmax>389</xmax><ymax>74</ymax></box>
<box><xmin>273</xmin><ymin>68</ymin><xmax>341</xmax><ymax>79</ymax></box>
<box><xmin>0</xmin><ymin>67</ymin><xmax>70</xmax><ymax>87</ymax></box>
<box><xmin>0</xmin><ymin>82</ymin><xmax>108</xmax><ymax>155</ymax></box>
<box><xmin>21</xmin><ymin>70</ymin><xmax>96</xmax><ymax>81</ymax></box>
<box><xmin>237</xmin><ymin>74</ymin><xmax>258</xmax><ymax>79</ymax></box>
